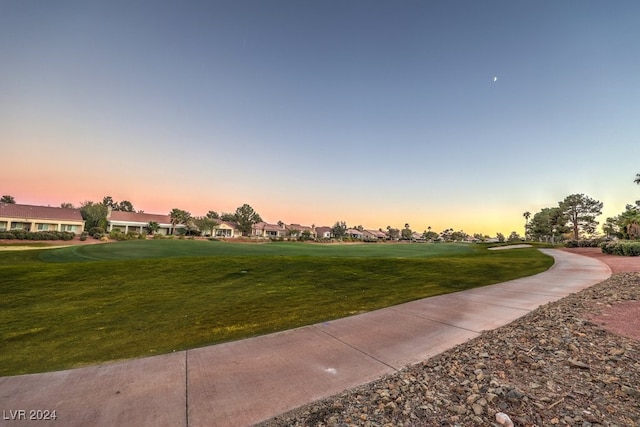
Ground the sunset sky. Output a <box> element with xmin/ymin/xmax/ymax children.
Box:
<box><xmin>1</xmin><ymin>1</ymin><xmax>639</xmax><ymax>236</ymax></box>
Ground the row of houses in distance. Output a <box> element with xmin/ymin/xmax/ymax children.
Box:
<box><xmin>0</xmin><ymin>203</ymin><xmax>393</xmax><ymax>241</ymax></box>
<box><xmin>1</xmin><ymin>202</ymin><xmax>494</xmax><ymax>242</ymax></box>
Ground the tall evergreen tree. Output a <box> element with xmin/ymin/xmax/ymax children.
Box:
<box><xmin>559</xmin><ymin>194</ymin><xmax>603</xmax><ymax>240</ymax></box>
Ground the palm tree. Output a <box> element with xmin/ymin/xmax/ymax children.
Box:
<box><xmin>169</xmin><ymin>208</ymin><xmax>190</xmax><ymax>235</ymax></box>
<box><xmin>634</xmin><ymin>173</ymin><xmax>640</xmax><ymax>185</ymax></box>
<box><xmin>523</xmin><ymin>211</ymin><xmax>531</xmax><ymax>240</ymax></box>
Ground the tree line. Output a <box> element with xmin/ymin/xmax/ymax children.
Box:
<box><xmin>523</xmin><ymin>174</ymin><xmax>640</xmax><ymax>243</ymax></box>
<box><xmin>4</xmin><ymin>172</ymin><xmax>639</xmax><ymax>240</ymax></box>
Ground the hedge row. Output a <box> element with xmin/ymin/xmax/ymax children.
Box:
<box><xmin>0</xmin><ymin>230</ymin><xmax>75</xmax><ymax>241</ymax></box>
<box><xmin>565</xmin><ymin>239</ymin><xmax>605</xmax><ymax>248</ymax></box>
<box><xmin>109</xmin><ymin>230</ymin><xmax>147</xmax><ymax>241</ymax></box>
<box><xmin>601</xmin><ymin>240</ymin><xmax>640</xmax><ymax>256</ymax></box>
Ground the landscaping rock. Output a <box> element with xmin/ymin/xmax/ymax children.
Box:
<box><xmin>259</xmin><ymin>273</ymin><xmax>640</xmax><ymax>427</ymax></box>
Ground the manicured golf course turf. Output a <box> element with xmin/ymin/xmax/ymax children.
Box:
<box><xmin>0</xmin><ymin>240</ymin><xmax>553</xmax><ymax>376</ymax></box>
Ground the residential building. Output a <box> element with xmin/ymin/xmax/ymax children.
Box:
<box><xmin>252</xmin><ymin>222</ymin><xmax>287</xmax><ymax>238</ymax></box>
<box><xmin>211</xmin><ymin>221</ymin><xmax>240</xmax><ymax>238</ymax></box>
<box><xmin>315</xmin><ymin>226</ymin><xmax>332</xmax><ymax>239</ymax></box>
<box><xmin>107</xmin><ymin>210</ymin><xmax>184</xmax><ymax>235</ymax></box>
<box><xmin>411</xmin><ymin>231</ymin><xmax>425</xmax><ymax>242</ymax></box>
<box><xmin>285</xmin><ymin>223</ymin><xmax>316</xmax><ymax>239</ymax></box>
<box><xmin>346</xmin><ymin>228</ymin><xmax>364</xmax><ymax>240</ymax></box>
<box><xmin>364</xmin><ymin>229</ymin><xmax>387</xmax><ymax>240</ymax></box>
<box><xmin>0</xmin><ymin>203</ymin><xmax>85</xmax><ymax>234</ymax></box>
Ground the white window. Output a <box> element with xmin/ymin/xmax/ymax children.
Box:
<box><xmin>60</xmin><ymin>224</ymin><xmax>78</xmax><ymax>232</ymax></box>
<box><xmin>0</xmin><ymin>221</ymin><xmax>7</xmax><ymax>230</ymax></box>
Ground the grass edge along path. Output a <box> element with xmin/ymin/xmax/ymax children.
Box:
<box><xmin>0</xmin><ymin>244</ymin><xmax>553</xmax><ymax>376</ymax></box>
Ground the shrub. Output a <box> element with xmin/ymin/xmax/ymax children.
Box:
<box><xmin>601</xmin><ymin>240</ymin><xmax>640</xmax><ymax>256</ymax></box>
<box><xmin>0</xmin><ymin>230</ymin><xmax>74</xmax><ymax>241</ymax></box>
<box><xmin>153</xmin><ymin>233</ymin><xmax>164</xmax><ymax>240</ymax></box>
<box><xmin>565</xmin><ymin>239</ymin><xmax>604</xmax><ymax>248</ymax></box>
<box><xmin>89</xmin><ymin>227</ymin><xmax>105</xmax><ymax>239</ymax></box>
<box><xmin>138</xmin><ymin>232</ymin><xmax>147</xmax><ymax>240</ymax></box>
<box><xmin>88</xmin><ymin>227</ymin><xmax>104</xmax><ymax>235</ymax></box>
<box><xmin>109</xmin><ymin>230</ymin><xmax>127</xmax><ymax>241</ymax></box>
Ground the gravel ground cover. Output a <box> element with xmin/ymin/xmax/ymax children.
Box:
<box><xmin>261</xmin><ymin>253</ymin><xmax>640</xmax><ymax>427</ymax></box>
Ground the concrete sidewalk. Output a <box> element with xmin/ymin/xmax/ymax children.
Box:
<box><xmin>0</xmin><ymin>249</ymin><xmax>611</xmax><ymax>427</ymax></box>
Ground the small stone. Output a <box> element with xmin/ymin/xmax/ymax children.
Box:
<box><xmin>609</xmin><ymin>348</ymin><xmax>625</xmax><ymax>356</ymax></box>
<box><xmin>506</xmin><ymin>388</ymin><xmax>525</xmax><ymax>402</ymax></box>
<box><xmin>472</xmin><ymin>403</ymin><xmax>483</xmax><ymax>415</ymax></box>
<box><xmin>466</xmin><ymin>393</ymin><xmax>480</xmax><ymax>404</ymax></box>
<box><xmin>568</xmin><ymin>358</ymin><xmax>590</xmax><ymax>369</ymax></box>
<box><xmin>471</xmin><ymin>415</ymin><xmax>484</xmax><ymax>424</ymax></box>
<box><xmin>621</xmin><ymin>385</ymin><xmax>639</xmax><ymax>397</ymax></box>
<box><xmin>448</xmin><ymin>405</ymin><xmax>467</xmax><ymax>415</ymax></box>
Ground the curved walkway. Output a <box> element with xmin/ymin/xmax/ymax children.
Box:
<box><xmin>0</xmin><ymin>249</ymin><xmax>611</xmax><ymax>427</ymax></box>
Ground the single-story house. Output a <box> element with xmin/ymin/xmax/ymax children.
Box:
<box><xmin>0</xmin><ymin>203</ymin><xmax>85</xmax><ymax>234</ymax></box>
<box><xmin>107</xmin><ymin>210</ymin><xmax>184</xmax><ymax>235</ymax></box>
<box><xmin>411</xmin><ymin>231</ymin><xmax>425</xmax><ymax>242</ymax></box>
<box><xmin>364</xmin><ymin>229</ymin><xmax>387</xmax><ymax>240</ymax></box>
<box><xmin>346</xmin><ymin>228</ymin><xmax>364</xmax><ymax>240</ymax></box>
<box><xmin>211</xmin><ymin>221</ymin><xmax>240</xmax><ymax>238</ymax></box>
<box><xmin>315</xmin><ymin>226</ymin><xmax>332</xmax><ymax>239</ymax></box>
<box><xmin>285</xmin><ymin>223</ymin><xmax>316</xmax><ymax>239</ymax></box>
<box><xmin>252</xmin><ymin>222</ymin><xmax>287</xmax><ymax>238</ymax></box>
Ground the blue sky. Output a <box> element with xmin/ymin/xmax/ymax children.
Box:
<box><xmin>1</xmin><ymin>1</ymin><xmax>639</xmax><ymax>235</ymax></box>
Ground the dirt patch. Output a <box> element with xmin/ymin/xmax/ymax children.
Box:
<box><xmin>562</xmin><ymin>247</ymin><xmax>640</xmax><ymax>342</ymax></box>
<box><xmin>488</xmin><ymin>244</ymin><xmax>532</xmax><ymax>250</ymax></box>
<box><xmin>561</xmin><ymin>247</ymin><xmax>640</xmax><ymax>273</ymax></box>
<box><xmin>588</xmin><ymin>300</ymin><xmax>640</xmax><ymax>341</ymax></box>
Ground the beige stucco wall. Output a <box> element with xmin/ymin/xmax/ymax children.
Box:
<box><xmin>0</xmin><ymin>216</ymin><xmax>85</xmax><ymax>234</ymax></box>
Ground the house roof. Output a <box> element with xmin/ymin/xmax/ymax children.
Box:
<box><xmin>286</xmin><ymin>223</ymin><xmax>314</xmax><ymax>232</ymax></box>
<box><xmin>253</xmin><ymin>222</ymin><xmax>284</xmax><ymax>232</ymax></box>
<box><xmin>365</xmin><ymin>229</ymin><xmax>387</xmax><ymax>238</ymax></box>
<box><xmin>108</xmin><ymin>210</ymin><xmax>172</xmax><ymax>224</ymax></box>
<box><xmin>0</xmin><ymin>203</ymin><xmax>84</xmax><ymax>222</ymax></box>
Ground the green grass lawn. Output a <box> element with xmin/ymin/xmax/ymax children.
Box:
<box><xmin>37</xmin><ymin>239</ymin><xmax>480</xmax><ymax>262</ymax></box>
<box><xmin>0</xmin><ymin>240</ymin><xmax>553</xmax><ymax>376</ymax></box>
